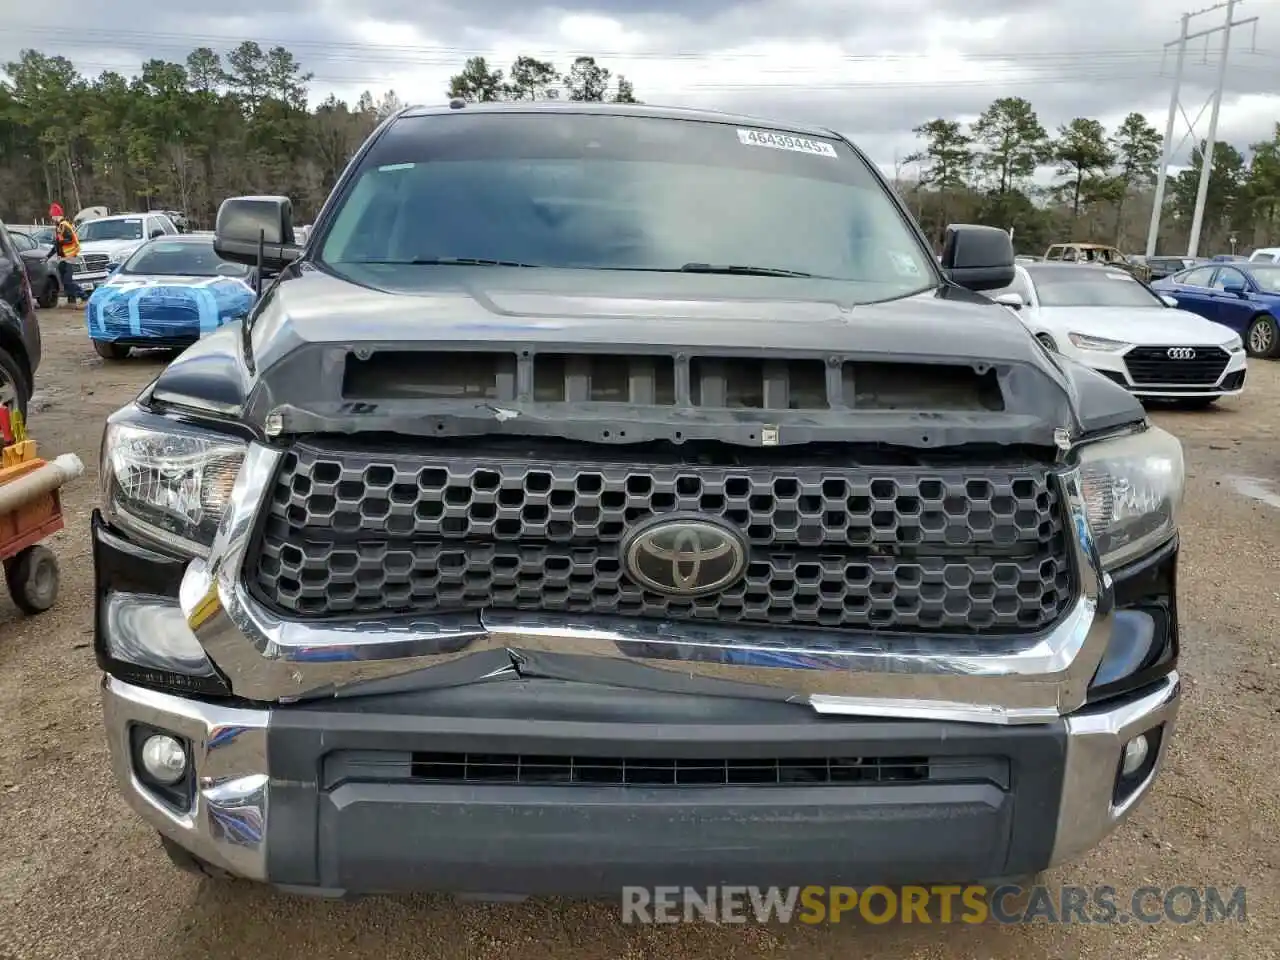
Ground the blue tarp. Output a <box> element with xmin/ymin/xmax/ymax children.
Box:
<box><xmin>85</xmin><ymin>274</ymin><xmax>255</xmax><ymax>342</ymax></box>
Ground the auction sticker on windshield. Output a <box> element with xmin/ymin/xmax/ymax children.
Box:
<box><xmin>737</xmin><ymin>129</ymin><xmax>837</xmax><ymax>157</ymax></box>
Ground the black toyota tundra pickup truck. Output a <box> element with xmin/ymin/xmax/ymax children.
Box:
<box><xmin>93</xmin><ymin>102</ymin><xmax>1183</xmax><ymax>897</ymax></box>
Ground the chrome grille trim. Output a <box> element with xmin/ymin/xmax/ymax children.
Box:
<box><xmin>179</xmin><ymin>443</ymin><xmax>1115</xmax><ymax>722</ymax></box>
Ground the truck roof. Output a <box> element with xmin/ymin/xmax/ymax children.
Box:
<box><xmin>398</xmin><ymin>100</ymin><xmax>842</xmax><ymax>141</ymax></box>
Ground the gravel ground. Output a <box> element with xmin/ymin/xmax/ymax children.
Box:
<box><xmin>0</xmin><ymin>306</ymin><xmax>1276</xmax><ymax>960</ymax></box>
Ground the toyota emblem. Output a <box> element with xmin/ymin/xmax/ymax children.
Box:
<box><xmin>1166</xmin><ymin>347</ymin><xmax>1197</xmax><ymax>360</ymax></box>
<box><xmin>621</xmin><ymin>515</ymin><xmax>749</xmax><ymax>598</ymax></box>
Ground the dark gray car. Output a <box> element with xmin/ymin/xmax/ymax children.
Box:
<box><xmin>0</xmin><ymin>222</ymin><xmax>44</xmax><ymax>414</ymax></box>
<box><xmin>7</xmin><ymin>229</ymin><xmax>59</xmax><ymax>308</ymax></box>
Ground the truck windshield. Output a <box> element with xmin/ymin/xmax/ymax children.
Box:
<box><xmin>317</xmin><ymin>112</ymin><xmax>936</xmax><ymax>299</ymax></box>
<box><xmin>1029</xmin><ymin>267</ymin><xmax>1163</xmax><ymax>308</ymax></box>
<box><xmin>80</xmin><ymin>219</ymin><xmax>144</xmax><ymax>241</ymax></box>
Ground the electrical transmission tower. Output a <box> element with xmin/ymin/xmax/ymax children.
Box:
<box><xmin>1145</xmin><ymin>0</ymin><xmax>1259</xmax><ymax>259</ymax></box>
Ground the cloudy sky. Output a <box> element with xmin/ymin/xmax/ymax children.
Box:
<box><xmin>3</xmin><ymin>0</ymin><xmax>1279</xmax><ymax>177</ymax></box>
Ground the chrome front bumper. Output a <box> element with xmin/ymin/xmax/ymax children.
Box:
<box><xmin>103</xmin><ymin>676</ymin><xmax>270</xmax><ymax>880</ymax></box>
<box><xmin>178</xmin><ymin>443</ymin><xmax>1118</xmax><ymax>725</ymax></box>
<box><xmin>101</xmin><ymin>671</ymin><xmax>1181</xmax><ymax>885</ymax></box>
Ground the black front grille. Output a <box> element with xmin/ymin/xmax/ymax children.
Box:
<box><xmin>1124</xmin><ymin>345</ymin><xmax>1230</xmax><ymax>386</ymax></box>
<box><xmin>324</xmin><ymin>751</ymin><xmax>1009</xmax><ymax>788</ymax></box>
<box><xmin>137</xmin><ymin>298</ymin><xmax>200</xmax><ymax>337</ymax></box>
<box><xmin>248</xmin><ymin>442</ymin><xmax>1074</xmax><ymax>635</ymax></box>
<box><xmin>411</xmin><ymin>752</ymin><xmax>936</xmax><ymax>785</ymax></box>
<box><xmin>80</xmin><ymin>253</ymin><xmax>110</xmax><ymax>272</ymax></box>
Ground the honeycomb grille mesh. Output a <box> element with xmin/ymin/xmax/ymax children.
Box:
<box><xmin>248</xmin><ymin>443</ymin><xmax>1075</xmax><ymax>634</ymax></box>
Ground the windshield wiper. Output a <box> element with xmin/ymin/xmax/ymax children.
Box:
<box><xmin>678</xmin><ymin>262</ymin><xmax>817</xmax><ymax>278</ymax></box>
<box><xmin>349</xmin><ymin>258</ymin><xmax>818</xmax><ymax>276</ymax></box>
<box><xmin>352</xmin><ymin>257</ymin><xmax>542</xmax><ymax>268</ymax></box>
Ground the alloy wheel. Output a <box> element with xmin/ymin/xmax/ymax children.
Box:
<box><xmin>1248</xmin><ymin>319</ymin><xmax>1274</xmax><ymax>356</ymax></box>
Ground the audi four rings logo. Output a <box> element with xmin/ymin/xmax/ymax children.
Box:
<box><xmin>622</xmin><ymin>516</ymin><xmax>749</xmax><ymax>597</ymax></box>
<box><xmin>1166</xmin><ymin>347</ymin><xmax>1197</xmax><ymax>360</ymax></box>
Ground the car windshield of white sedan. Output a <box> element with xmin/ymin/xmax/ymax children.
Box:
<box><xmin>79</xmin><ymin>218</ymin><xmax>144</xmax><ymax>241</ymax></box>
<box><xmin>318</xmin><ymin>113</ymin><xmax>938</xmax><ymax>300</ymax></box>
<box><xmin>1030</xmin><ymin>269</ymin><xmax>1162</xmax><ymax>308</ymax></box>
<box><xmin>1248</xmin><ymin>266</ymin><xmax>1280</xmax><ymax>294</ymax></box>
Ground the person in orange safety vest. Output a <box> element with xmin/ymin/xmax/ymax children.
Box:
<box><xmin>44</xmin><ymin>202</ymin><xmax>85</xmax><ymax>306</ymax></box>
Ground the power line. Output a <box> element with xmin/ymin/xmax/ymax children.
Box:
<box><xmin>4</xmin><ymin>44</ymin><xmax>1276</xmax><ymax>93</ymax></box>
<box><xmin>22</xmin><ymin>57</ymin><xmax>1274</xmax><ymax>95</ymax></box>
<box><xmin>1146</xmin><ymin>1</ymin><xmax>1260</xmax><ymax>258</ymax></box>
<box><xmin>4</xmin><ymin>21</ymin><xmax>1276</xmax><ymax>98</ymax></box>
<box><xmin>0</xmin><ymin>23</ymin><xmax>1250</xmax><ymax>59</ymax></box>
<box><xmin>5</xmin><ymin>21</ymin><xmax>1280</xmax><ymax>68</ymax></box>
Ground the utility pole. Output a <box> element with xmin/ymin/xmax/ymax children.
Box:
<box><xmin>1147</xmin><ymin>14</ymin><xmax>1189</xmax><ymax>258</ymax></box>
<box><xmin>1188</xmin><ymin>0</ymin><xmax>1243</xmax><ymax>258</ymax></box>
<box><xmin>1147</xmin><ymin>2</ymin><xmax>1259</xmax><ymax>258</ymax></box>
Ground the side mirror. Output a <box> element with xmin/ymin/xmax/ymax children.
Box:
<box><xmin>213</xmin><ymin>195</ymin><xmax>300</xmax><ymax>271</ymax></box>
<box><xmin>1223</xmin><ymin>281</ymin><xmax>1247</xmax><ymax>297</ymax></box>
<box><xmin>1160</xmin><ymin>294</ymin><xmax>1178</xmax><ymax>308</ymax></box>
<box><xmin>940</xmin><ymin>224</ymin><xmax>1015</xmax><ymax>292</ymax></box>
<box><xmin>992</xmin><ymin>293</ymin><xmax>1023</xmax><ymax>310</ymax></box>
<box><xmin>149</xmin><ymin>228</ymin><xmax>164</xmax><ymax>239</ymax></box>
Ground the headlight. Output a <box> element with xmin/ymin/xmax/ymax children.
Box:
<box><xmin>101</xmin><ymin>415</ymin><xmax>245</xmax><ymax>557</ymax></box>
<box><xmin>1225</xmin><ymin>335</ymin><xmax>1244</xmax><ymax>353</ymax></box>
<box><xmin>1068</xmin><ymin>332</ymin><xmax>1130</xmax><ymax>352</ymax></box>
<box><xmin>1077</xmin><ymin>425</ymin><xmax>1184</xmax><ymax>570</ymax></box>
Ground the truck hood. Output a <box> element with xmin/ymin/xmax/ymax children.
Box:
<box><xmin>1033</xmin><ymin>305</ymin><xmax>1240</xmax><ymax>345</ymax></box>
<box><xmin>77</xmin><ymin>238</ymin><xmax>142</xmax><ymax>259</ymax></box>
<box><xmin>149</xmin><ymin>264</ymin><xmax>1146</xmax><ymax>449</ymax></box>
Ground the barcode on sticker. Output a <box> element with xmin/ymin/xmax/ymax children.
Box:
<box><xmin>737</xmin><ymin>129</ymin><xmax>838</xmax><ymax>157</ymax></box>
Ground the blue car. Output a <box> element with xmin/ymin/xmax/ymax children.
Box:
<box><xmin>85</xmin><ymin>234</ymin><xmax>257</xmax><ymax>360</ymax></box>
<box><xmin>1152</xmin><ymin>260</ymin><xmax>1280</xmax><ymax>359</ymax></box>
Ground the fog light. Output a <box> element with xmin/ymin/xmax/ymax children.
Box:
<box><xmin>140</xmin><ymin>734</ymin><xmax>188</xmax><ymax>784</ymax></box>
<box><xmin>1121</xmin><ymin>734</ymin><xmax>1150</xmax><ymax>777</ymax></box>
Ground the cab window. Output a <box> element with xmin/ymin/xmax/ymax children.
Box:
<box><xmin>1179</xmin><ymin>266</ymin><xmax>1216</xmax><ymax>287</ymax></box>
<box><xmin>1211</xmin><ymin>268</ymin><xmax>1247</xmax><ymax>291</ymax></box>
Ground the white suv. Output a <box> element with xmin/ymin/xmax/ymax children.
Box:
<box><xmin>72</xmin><ymin>212</ymin><xmax>180</xmax><ymax>291</ymax></box>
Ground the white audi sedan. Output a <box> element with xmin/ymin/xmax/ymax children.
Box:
<box><xmin>988</xmin><ymin>262</ymin><xmax>1247</xmax><ymax>408</ymax></box>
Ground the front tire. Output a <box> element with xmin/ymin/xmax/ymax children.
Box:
<box><xmin>4</xmin><ymin>544</ymin><xmax>59</xmax><ymax>614</ymax></box>
<box><xmin>37</xmin><ymin>278</ymin><xmax>58</xmax><ymax>309</ymax></box>
<box><xmin>1245</xmin><ymin>314</ymin><xmax>1280</xmax><ymax>358</ymax></box>
<box><xmin>92</xmin><ymin>340</ymin><xmax>131</xmax><ymax>360</ymax></box>
<box><xmin>0</xmin><ymin>346</ymin><xmax>31</xmax><ymax>420</ymax></box>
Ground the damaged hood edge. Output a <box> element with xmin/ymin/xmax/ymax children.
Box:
<box><xmin>147</xmin><ymin>269</ymin><xmax>1148</xmax><ymax>443</ymax></box>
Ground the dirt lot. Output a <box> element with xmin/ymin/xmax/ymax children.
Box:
<box><xmin>0</xmin><ymin>305</ymin><xmax>1276</xmax><ymax>960</ymax></box>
